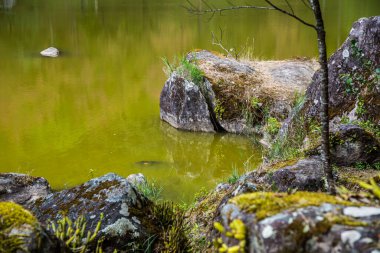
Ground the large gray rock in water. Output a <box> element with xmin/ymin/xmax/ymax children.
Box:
<box><xmin>160</xmin><ymin>73</ymin><xmax>216</xmax><ymax>132</ymax></box>
<box><xmin>28</xmin><ymin>173</ymin><xmax>155</xmax><ymax>252</ymax></box>
<box><xmin>0</xmin><ymin>173</ymin><xmax>51</xmax><ymax>207</ymax></box>
<box><xmin>160</xmin><ymin>51</ymin><xmax>318</xmax><ymax>134</ymax></box>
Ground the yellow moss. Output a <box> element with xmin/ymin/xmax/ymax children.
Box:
<box><xmin>0</xmin><ymin>202</ymin><xmax>38</xmax><ymax>230</ymax></box>
<box><xmin>266</xmin><ymin>159</ymin><xmax>298</xmax><ymax>172</ymax></box>
<box><xmin>230</xmin><ymin>192</ymin><xmax>361</xmax><ymax>220</ymax></box>
<box><xmin>324</xmin><ymin>213</ymin><xmax>368</xmax><ymax>227</ymax></box>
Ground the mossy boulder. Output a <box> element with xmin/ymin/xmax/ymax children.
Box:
<box><xmin>160</xmin><ymin>50</ymin><xmax>318</xmax><ymax>134</ymax></box>
<box><xmin>0</xmin><ymin>173</ymin><xmax>51</xmax><ymax>208</ymax></box>
<box><xmin>215</xmin><ymin>192</ymin><xmax>380</xmax><ymax>253</ymax></box>
<box><xmin>27</xmin><ymin>173</ymin><xmax>157</xmax><ymax>252</ymax></box>
<box><xmin>278</xmin><ymin>16</ymin><xmax>380</xmax><ymax>163</ymax></box>
<box><xmin>303</xmin><ymin>16</ymin><xmax>380</xmax><ymax>124</ymax></box>
<box><xmin>0</xmin><ymin>201</ymin><xmax>70</xmax><ymax>253</ymax></box>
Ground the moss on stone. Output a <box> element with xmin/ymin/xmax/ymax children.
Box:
<box><xmin>0</xmin><ymin>202</ymin><xmax>39</xmax><ymax>253</ymax></box>
<box><xmin>230</xmin><ymin>192</ymin><xmax>360</xmax><ymax>220</ymax></box>
<box><xmin>0</xmin><ymin>202</ymin><xmax>38</xmax><ymax>230</ymax></box>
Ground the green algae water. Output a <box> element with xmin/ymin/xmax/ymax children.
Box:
<box><xmin>0</xmin><ymin>0</ymin><xmax>379</xmax><ymax>202</ymax></box>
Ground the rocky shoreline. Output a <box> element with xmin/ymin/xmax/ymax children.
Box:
<box><xmin>1</xmin><ymin>16</ymin><xmax>380</xmax><ymax>253</ymax></box>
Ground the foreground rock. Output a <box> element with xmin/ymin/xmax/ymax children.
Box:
<box><xmin>0</xmin><ymin>173</ymin><xmax>51</xmax><ymax>208</ymax></box>
<box><xmin>30</xmin><ymin>173</ymin><xmax>154</xmax><ymax>252</ymax></box>
<box><xmin>0</xmin><ymin>201</ymin><xmax>70</xmax><ymax>253</ymax></box>
<box><xmin>0</xmin><ymin>173</ymin><xmax>156</xmax><ymax>252</ymax></box>
<box><xmin>160</xmin><ymin>50</ymin><xmax>318</xmax><ymax>134</ymax></box>
<box><xmin>216</xmin><ymin>192</ymin><xmax>380</xmax><ymax>253</ymax></box>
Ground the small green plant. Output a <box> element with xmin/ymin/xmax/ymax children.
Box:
<box><xmin>48</xmin><ymin>214</ymin><xmax>105</xmax><ymax>253</ymax></box>
<box><xmin>356</xmin><ymin>97</ymin><xmax>366</xmax><ymax>117</ymax></box>
<box><xmin>355</xmin><ymin>120</ymin><xmax>380</xmax><ymax>138</ymax></box>
<box><xmin>161</xmin><ymin>56</ymin><xmax>204</xmax><ymax>86</ymax></box>
<box><xmin>265</xmin><ymin>117</ymin><xmax>281</xmax><ymax>136</ymax></box>
<box><xmin>161</xmin><ymin>56</ymin><xmax>175</xmax><ymax>76</ymax></box>
<box><xmin>213</xmin><ymin>219</ymin><xmax>246</xmax><ymax>252</ymax></box>
<box><xmin>179</xmin><ymin>58</ymin><xmax>204</xmax><ymax>85</ymax></box>
<box><xmin>150</xmin><ymin>202</ymin><xmax>191</xmax><ymax>252</ymax></box>
<box><xmin>340</xmin><ymin>116</ymin><xmax>350</xmax><ymax>124</ymax></box>
<box><xmin>340</xmin><ymin>40</ymin><xmax>380</xmax><ymax>96</ymax></box>
<box><xmin>250</xmin><ymin>97</ymin><xmax>261</xmax><ymax>109</ymax></box>
<box><xmin>136</xmin><ymin>180</ymin><xmax>163</xmax><ymax>202</ymax></box>
<box><xmin>292</xmin><ymin>92</ymin><xmax>305</xmax><ymax>111</ymax></box>
<box><xmin>193</xmin><ymin>187</ymin><xmax>209</xmax><ymax>202</ymax></box>
<box><xmin>214</xmin><ymin>99</ymin><xmax>225</xmax><ymax>120</ymax></box>
<box><xmin>355</xmin><ymin>162</ymin><xmax>380</xmax><ymax>171</ymax></box>
<box><xmin>226</xmin><ymin>167</ymin><xmax>241</xmax><ymax>184</ymax></box>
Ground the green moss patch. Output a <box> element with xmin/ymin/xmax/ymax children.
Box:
<box><xmin>0</xmin><ymin>202</ymin><xmax>37</xmax><ymax>230</ymax></box>
<box><xmin>230</xmin><ymin>192</ymin><xmax>360</xmax><ymax>220</ymax></box>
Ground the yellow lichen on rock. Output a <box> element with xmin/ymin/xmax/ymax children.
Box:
<box><xmin>230</xmin><ymin>192</ymin><xmax>360</xmax><ymax>220</ymax></box>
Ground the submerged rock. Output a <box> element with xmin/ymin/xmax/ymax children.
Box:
<box><xmin>40</xmin><ymin>47</ymin><xmax>59</xmax><ymax>57</ymax></box>
<box><xmin>160</xmin><ymin>50</ymin><xmax>318</xmax><ymax>134</ymax></box>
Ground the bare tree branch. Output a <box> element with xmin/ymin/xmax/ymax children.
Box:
<box><xmin>264</xmin><ymin>0</ymin><xmax>316</xmax><ymax>29</ymax></box>
<box><xmin>300</xmin><ymin>0</ymin><xmax>313</xmax><ymax>11</ymax></box>
<box><xmin>184</xmin><ymin>1</ymin><xmax>275</xmax><ymax>15</ymax></box>
<box><xmin>284</xmin><ymin>0</ymin><xmax>295</xmax><ymax>15</ymax></box>
<box><xmin>185</xmin><ymin>0</ymin><xmax>317</xmax><ymax>30</ymax></box>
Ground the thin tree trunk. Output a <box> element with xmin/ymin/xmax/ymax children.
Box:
<box><xmin>310</xmin><ymin>0</ymin><xmax>334</xmax><ymax>193</ymax></box>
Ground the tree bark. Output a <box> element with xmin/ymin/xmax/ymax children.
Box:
<box><xmin>310</xmin><ymin>0</ymin><xmax>335</xmax><ymax>193</ymax></box>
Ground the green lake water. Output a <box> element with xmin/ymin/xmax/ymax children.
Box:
<box><xmin>0</xmin><ymin>0</ymin><xmax>379</xmax><ymax>202</ymax></box>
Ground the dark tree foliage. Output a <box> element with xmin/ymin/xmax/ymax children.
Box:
<box><xmin>186</xmin><ymin>0</ymin><xmax>335</xmax><ymax>192</ymax></box>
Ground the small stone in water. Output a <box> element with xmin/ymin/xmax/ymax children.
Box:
<box><xmin>40</xmin><ymin>47</ymin><xmax>59</xmax><ymax>57</ymax></box>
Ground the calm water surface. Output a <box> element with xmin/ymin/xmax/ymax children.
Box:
<box><xmin>0</xmin><ymin>0</ymin><xmax>379</xmax><ymax>202</ymax></box>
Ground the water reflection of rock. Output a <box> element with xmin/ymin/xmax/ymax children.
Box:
<box><xmin>1</xmin><ymin>0</ymin><xmax>16</xmax><ymax>9</ymax></box>
<box><xmin>160</xmin><ymin>122</ymin><xmax>260</xmax><ymax>179</ymax></box>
